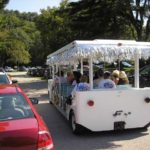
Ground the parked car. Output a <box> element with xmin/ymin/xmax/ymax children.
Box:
<box><xmin>18</xmin><ymin>66</ymin><xmax>28</xmax><ymax>71</ymax></box>
<box><xmin>28</xmin><ymin>67</ymin><xmax>37</xmax><ymax>76</ymax></box>
<box><xmin>0</xmin><ymin>67</ymin><xmax>5</xmax><ymax>72</ymax></box>
<box><xmin>5</xmin><ymin>66</ymin><xmax>14</xmax><ymax>72</ymax></box>
<box><xmin>128</xmin><ymin>65</ymin><xmax>150</xmax><ymax>87</ymax></box>
<box><xmin>121</xmin><ymin>61</ymin><xmax>132</xmax><ymax>67</ymax></box>
<box><xmin>0</xmin><ymin>84</ymin><xmax>54</xmax><ymax>150</ymax></box>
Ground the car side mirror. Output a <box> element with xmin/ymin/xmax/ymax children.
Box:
<box><xmin>12</xmin><ymin>80</ymin><xmax>18</xmax><ymax>84</ymax></box>
<box><xmin>29</xmin><ymin>97</ymin><xmax>39</xmax><ymax>104</ymax></box>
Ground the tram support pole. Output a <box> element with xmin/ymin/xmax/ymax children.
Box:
<box><xmin>134</xmin><ymin>50</ymin><xmax>140</xmax><ymax>88</ymax></box>
<box><xmin>80</xmin><ymin>57</ymin><xmax>83</xmax><ymax>75</ymax></box>
<box><xmin>56</xmin><ymin>64</ymin><xmax>58</xmax><ymax>73</ymax></box>
<box><xmin>73</xmin><ymin>62</ymin><xmax>77</xmax><ymax>71</ymax></box>
<box><xmin>58</xmin><ymin>65</ymin><xmax>62</xmax><ymax>107</ymax></box>
<box><xmin>89</xmin><ymin>57</ymin><xmax>93</xmax><ymax>90</ymax></box>
<box><xmin>52</xmin><ymin>65</ymin><xmax>55</xmax><ymax>80</ymax></box>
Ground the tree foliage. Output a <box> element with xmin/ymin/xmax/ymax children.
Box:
<box><xmin>0</xmin><ymin>0</ymin><xmax>149</xmax><ymax>67</ymax></box>
<box><xmin>67</xmin><ymin>0</ymin><xmax>135</xmax><ymax>40</ymax></box>
<box><xmin>113</xmin><ymin>0</ymin><xmax>150</xmax><ymax>41</ymax></box>
<box><xmin>36</xmin><ymin>1</ymin><xmax>73</xmax><ymax>57</ymax></box>
<box><xmin>0</xmin><ymin>10</ymin><xmax>39</xmax><ymax>66</ymax></box>
<box><xmin>0</xmin><ymin>0</ymin><xmax>9</xmax><ymax>10</ymax></box>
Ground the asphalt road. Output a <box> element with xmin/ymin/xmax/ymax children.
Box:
<box><xmin>11</xmin><ymin>72</ymin><xmax>150</xmax><ymax>150</ymax></box>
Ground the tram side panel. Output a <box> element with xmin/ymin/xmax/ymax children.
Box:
<box><xmin>48</xmin><ymin>79</ymin><xmax>54</xmax><ymax>102</ymax></box>
<box><xmin>74</xmin><ymin>88</ymin><xmax>150</xmax><ymax>132</ymax></box>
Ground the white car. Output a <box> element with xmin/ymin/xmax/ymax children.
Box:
<box><xmin>5</xmin><ymin>66</ymin><xmax>14</xmax><ymax>72</ymax></box>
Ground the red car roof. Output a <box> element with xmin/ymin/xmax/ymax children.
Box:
<box><xmin>0</xmin><ymin>84</ymin><xmax>22</xmax><ymax>94</ymax></box>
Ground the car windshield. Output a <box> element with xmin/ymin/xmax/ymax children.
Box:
<box><xmin>0</xmin><ymin>93</ymin><xmax>34</xmax><ymax>121</ymax></box>
<box><xmin>0</xmin><ymin>74</ymin><xmax>9</xmax><ymax>84</ymax></box>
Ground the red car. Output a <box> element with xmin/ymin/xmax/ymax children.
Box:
<box><xmin>0</xmin><ymin>84</ymin><xmax>54</xmax><ymax>150</ymax></box>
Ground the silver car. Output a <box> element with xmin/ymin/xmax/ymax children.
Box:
<box><xmin>0</xmin><ymin>69</ymin><xmax>17</xmax><ymax>84</ymax></box>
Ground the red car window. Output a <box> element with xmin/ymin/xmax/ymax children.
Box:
<box><xmin>0</xmin><ymin>93</ymin><xmax>34</xmax><ymax>121</ymax></box>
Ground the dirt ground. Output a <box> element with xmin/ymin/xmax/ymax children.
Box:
<box><xmin>9</xmin><ymin>71</ymin><xmax>49</xmax><ymax>103</ymax></box>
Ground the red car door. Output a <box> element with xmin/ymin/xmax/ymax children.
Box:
<box><xmin>0</xmin><ymin>118</ymin><xmax>38</xmax><ymax>150</ymax></box>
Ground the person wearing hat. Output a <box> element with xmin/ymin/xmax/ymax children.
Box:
<box><xmin>98</xmin><ymin>71</ymin><xmax>116</xmax><ymax>89</ymax></box>
<box><xmin>118</xmin><ymin>71</ymin><xmax>129</xmax><ymax>85</ymax></box>
<box><xmin>112</xmin><ymin>70</ymin><xmax>120</xmax><ymax>85</ymax></box>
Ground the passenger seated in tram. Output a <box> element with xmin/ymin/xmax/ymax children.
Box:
<box><xmin>118</xmin><ymin>71</ymin><xmax>129</xmax><ymax>84</ymax></box>
<box><xmin>71</xmin><ymin>74</ymin><xmax>90</xmax><ymax>97</ymax></box>
<box><xmin>67</xmin><ymin>71</ymin><xmax>84</xmax><ymax>86</ymax></box>
<box><xmin>52</xmin><ymin>71</ymin><xmax>67</xmax><ymax>87</ymax></box>
<box><xmin>76</xmin><ymin>75</ymin><xmax>90</xmax><ymax>91</ymax></box>
<box><xmin>59</xmin><ymin>71</ymin><xmax>67</xmax><ymax>84</ymax></box>
<box><xmin>72</xmin><ymin>71</ymin><xmax>82</xmax><ymax>85</ymax></box>
<box><xmin>111</xmin><ymin>70</ymin><xmax>120</xmax><ymax>85</ymax></box>
<box><xmin>64</xmin><ymin>71</ymin><xmax>82</xmax><ymax>98</ymax></box>
<box><xmin>93</xmin><ymin>69</ymin><xmax>104</xmax><ymax>88</ymax></box>
<box><xmin>66</xmin><ymin>72</ymin><xmax>74</xmax><ymax>85</ymax></box>
<box><xmin>98</xmin><ymin>71</ymin><xmax>116</xmax><ymax>89</ymax></box>
<box><xmin>117</xmin><ymin>71</ymin><xmax>130</xmax><ymax>88</ymax></box>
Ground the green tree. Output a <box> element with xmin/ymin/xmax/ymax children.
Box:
<box><xmin>0</xmin><ymin>30</ymin><xmax>9</xmax><ymax>66</ymax></box>
<box><xmin>0</xmin><ymin>11</ymin><xmax>34</xmax><ymax>66</ymax></box>
<box><xmin>7</xmin><ymin>40</ymin><xmax>30</xmax><ymax>64</ymax></box>
<box><xmin>112</xmin><ymin>0</ymin><xmax>150</xmax><ymax>41</ymax></box>
<box><xmin>36</xmin><ymin>1</ymin><xmax>73</xmax><ymax>58</ymax></box>
<box><xmin>67</xmin><ymin>0</ymin><xmax>134</xmax><ymax>40</ymax></box>
<box><xmin>0</xmin><ymin>0</ymin><xmax>9</xmax><ymax>10</ymax></box>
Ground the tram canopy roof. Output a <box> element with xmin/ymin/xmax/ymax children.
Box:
<box><xmin>47</xmin><ymin>40</ymin><xmax>150</xmax><ymax>65</ymax></box>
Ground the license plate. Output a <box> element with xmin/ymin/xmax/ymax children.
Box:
<box><xmin>114</xmin><ymin>121</ymin><xmax>125</xmax><ymax>130</ymax></box>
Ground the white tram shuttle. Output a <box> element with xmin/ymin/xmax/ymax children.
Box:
<box><xmin>47</xmin><ymin>40</ymin><xmax>150</xmax><ymax>133</ymax></box>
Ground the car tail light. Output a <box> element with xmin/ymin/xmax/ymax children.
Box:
<box><xmin>87</xmin><ymin>100</ymin><xmax>94</xmax><ymax>107</ymax></box>
<box><xmin>38</xmin><ymin>131</ymin><xmax>54</xmax><ymax>150</ymax></box>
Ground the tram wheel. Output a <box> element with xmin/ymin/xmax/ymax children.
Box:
<box><xmin>70</xmin><ymin>112</ymin><xmax>81</xmax><ymax>134</ymax></box>
<box><xmin>49</xmin><ymin>100</ymin><xmax>53</xmax><ymax>104</ymax></box>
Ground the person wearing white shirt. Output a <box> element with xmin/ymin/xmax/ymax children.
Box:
<box><xmin>71</xmin><ymin>74</ymin><xmax>90</xmax><ymax>97</ymax></box>
<box><xmin>98</xmin><ymin>71</ymin><xmax>116</xmax><ymax>89</ymax></box>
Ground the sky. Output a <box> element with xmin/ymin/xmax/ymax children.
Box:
<box><xmin>6</xmin><ymin>0</ymin><xmax>78</xmax><ymax>13</ymax></box>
